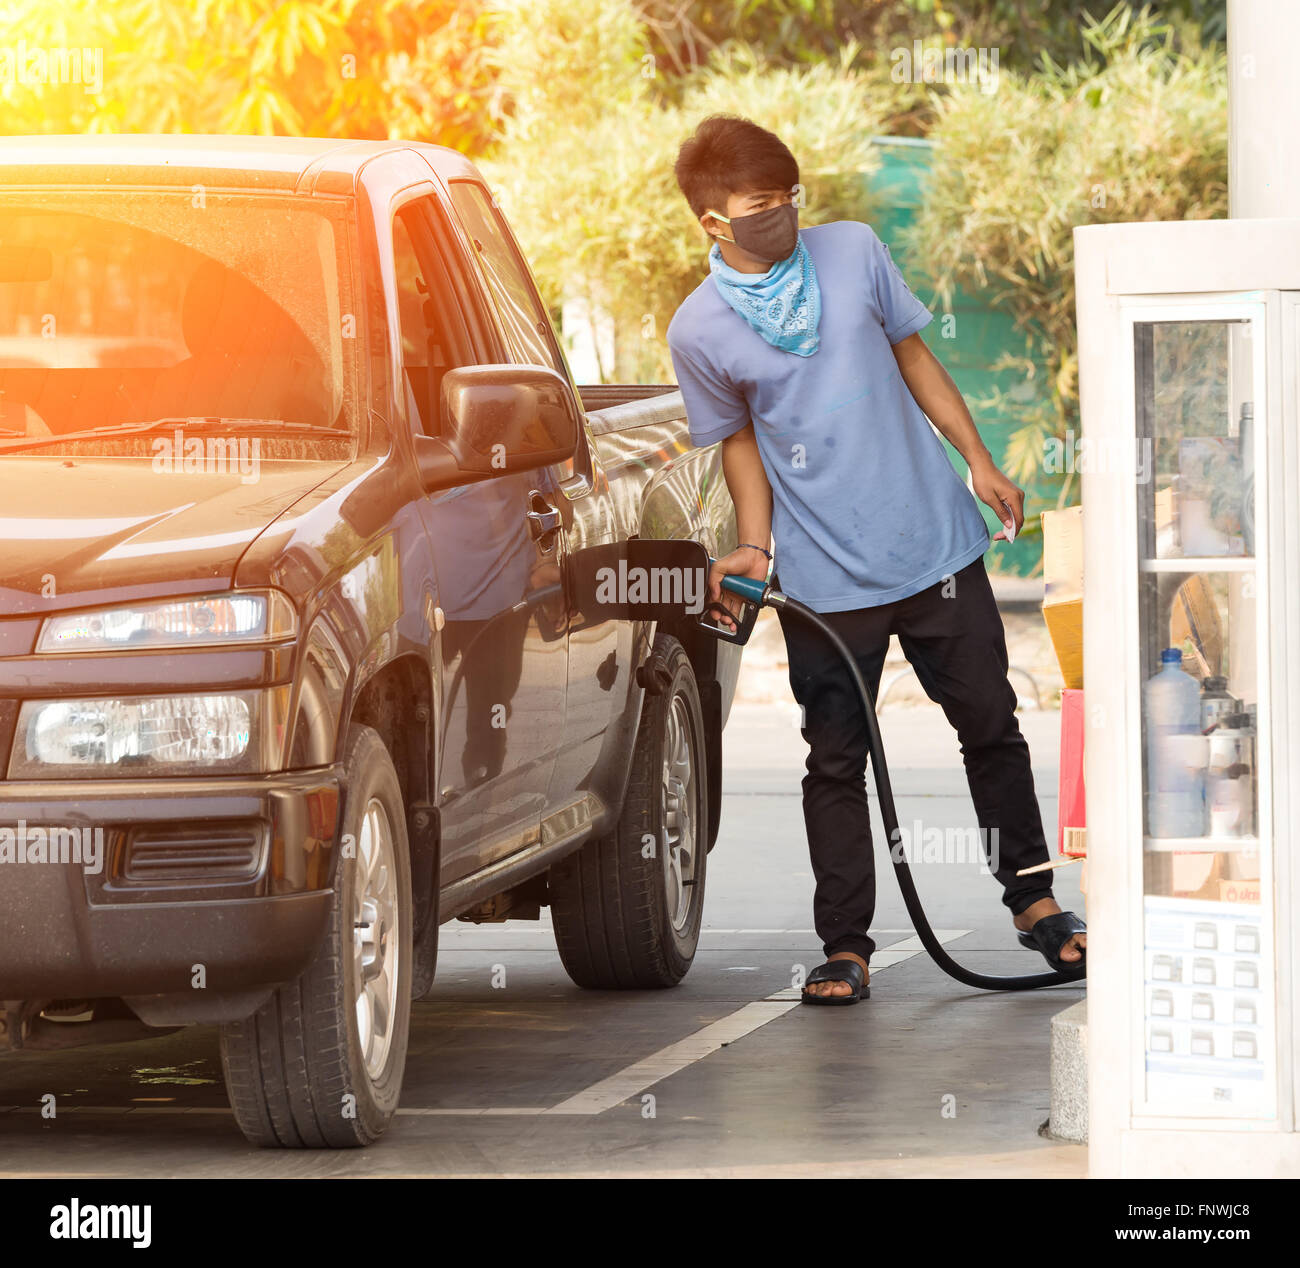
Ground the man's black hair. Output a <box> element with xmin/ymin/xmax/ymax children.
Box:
<box><xmin>673</xmin><ymin>114</ymin><xmax>799</xmax><ymax>219</ymax></box>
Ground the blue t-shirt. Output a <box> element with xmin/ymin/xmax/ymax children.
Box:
<box><xmin>666</xmin><ymin>220</ymin><xmax>990</xmax><ymax>613</ymax></box>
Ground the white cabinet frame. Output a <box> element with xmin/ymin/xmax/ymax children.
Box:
<box><xmin>1075</xmin><ymin>220</ymin><xmax>1300</xmax><ymax>1177</ymax></box>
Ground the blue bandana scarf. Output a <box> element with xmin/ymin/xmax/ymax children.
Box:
<box><xmin>707</xmin><ymin>234</ymin><xmax>821</xmax><ymax>357</ymax></box>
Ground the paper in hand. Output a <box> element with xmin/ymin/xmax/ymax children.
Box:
<box><xmin>999</xmin><ymin>499</ymin><xmax>1017</xmax><ymax>543</ymax></box>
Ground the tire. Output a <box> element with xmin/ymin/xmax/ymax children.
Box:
<box><xmin>219</xmin><ymin>724</ymin><xmax>413</xmax><ymax>1147</ymax></box>
<box><xmin>549</xmin><ymin>635</ymin><xmax>708</xmax><ymax>988</ymax></box>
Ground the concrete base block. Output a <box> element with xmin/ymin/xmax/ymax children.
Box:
<box><xmin>1049</xmin><ymin>998</ymin><xmax>1088</xmax><ymax>1142</ymax></box>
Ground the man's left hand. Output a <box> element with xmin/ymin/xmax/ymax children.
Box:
<box><xmin>971</xmin><ymin>461</ymin><xmax>1025</xmax><ymax>542</ymax></box>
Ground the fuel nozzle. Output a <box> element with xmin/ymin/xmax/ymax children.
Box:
<box><xmin>696</xmin><ymin>561</ymin><xmax>779</xmax><ymax>645</ymax></box>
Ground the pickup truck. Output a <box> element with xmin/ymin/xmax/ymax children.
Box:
<box><xmin>0</xmin><ymin>135</ymin><xmax>743</xmax><ymax>1147</ymax></box>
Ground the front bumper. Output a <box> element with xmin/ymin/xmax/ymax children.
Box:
<box><xmin>0</xmin><ymin>766</ymin><xmax>341</xmax><ymax>999</ymax></box>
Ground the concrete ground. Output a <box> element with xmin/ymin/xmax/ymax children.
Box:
<box><xmin>0</xmin><ymin>615</ymin><xmax>1087</xmax><ymax>1178</ymax></box>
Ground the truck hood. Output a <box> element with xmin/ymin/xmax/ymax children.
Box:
<box><xmin>0</xmin><ymin>457</ymin><xmax>348</xmax><ymax>615</ymax></box>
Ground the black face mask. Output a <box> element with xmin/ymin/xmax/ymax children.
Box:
<box><xmin>707</xmin><ymin>201</ymin><xmax>799</xmax><ymax>265</ymax></box>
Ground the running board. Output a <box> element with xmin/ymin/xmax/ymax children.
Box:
<box><xmin>439</xmin><ymin>794</ymin><xmax>605</xmax><ymax>922</ymax></box>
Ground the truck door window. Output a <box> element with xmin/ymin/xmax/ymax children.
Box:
<box><xmin>391</xmin><ymin>200</ymin><xmax>477</xmax><ymax>437</ymax></box>
<box><xmin>446</xmin><ymin>181</ymin><xmax>568</xmax><ymax>375</ymax></box>
<box><xmin>392</xmin><ymin>212</ymin><xmax>436</xmax><ymax>435</ymax></box>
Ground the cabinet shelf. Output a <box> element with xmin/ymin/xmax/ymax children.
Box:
<box><xmin>1144</xmin><ymin>835</ymin><xmax>1259</xmax><ymax>854</ymax></box>
<box><xmin>1139</xmin><ymin>556</ymin><xmax>1255</xmax><ymax>573</ymax></box>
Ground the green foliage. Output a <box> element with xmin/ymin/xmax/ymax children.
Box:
<box><xmin>907</xmin><ymin>5</ymin><xmax>1227</xmax><ymax>495</ymax></box>
<box><xmin>477</xmin><ymin>0</ymin><xmax>675</xmax><ymax>380</ymax></box>
<box><xmin>0</xmin><ymin>0</ymin><xmax>1226</xmax><ymax>151</ymax></box>
<box><xmin>488</xmin><ymin>0</ymin><xmax>650</xmax><ymax>121</ymax></box>
<box><xmin>636</xmin><ymin>0</ymin><xmax>913</xmax><ymax>74</ymax></box>
<box><xmin>892</xmin><ymin>0</ymin><xmax>1226</xmax><ymax>73</ymax></box>
<box><xmin>0</xmin><ymin>0</ymin><xmax>501</xmax><ymax>152</ymax></box>
<box><xmin>635</xmin><ymin>1</ymin><xmax>1225</xmax><ymax>96</ymax></box>
<box><xmin>634</xmin><ymin>1</ymin><xmax>945</xmax><ymax>132</ymax></box>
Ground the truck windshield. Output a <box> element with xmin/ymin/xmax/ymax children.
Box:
<box><xmin>0</xmin><ymin>190</ymin><xmax>358</xmax><ymax>457</ymax></box>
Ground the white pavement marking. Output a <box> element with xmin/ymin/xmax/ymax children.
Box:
<box><xmin>884</xmin><ymin>933</ymin><xmax>971</xmax><ymax>953</ymax></box>
<box><xmin>542</xmin><ymin>932</ymin><xmax>969</xmax><ymax>1115</ymax></box>
<box><xmin>542</xmin><ymin>1001</ymin><xmax>794</xmax><ymax>1115</ymax></box>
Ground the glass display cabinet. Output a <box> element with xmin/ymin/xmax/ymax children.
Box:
<box><xmin>1075</xmin><ymin>219</ymin><xmax>1299</xmax><ymax>1177</ymax></box>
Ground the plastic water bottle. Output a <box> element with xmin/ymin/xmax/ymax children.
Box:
<box><xmin>1145</xmin><ymin>648</ymin><xmax>1206</xmax><ymax>838</ymax></box>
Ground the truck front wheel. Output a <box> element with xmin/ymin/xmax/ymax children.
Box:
<box><xmin>219</xmin><ymin>724</ymin><xmax>413</xmax><ymax>1147</ymax></box>
<box><xmin>549</xmin><ymin>635</ymin><xmax>709</xmax><ymax>988</ymax></box>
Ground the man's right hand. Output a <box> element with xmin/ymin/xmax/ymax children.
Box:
<box><xmin>707</xmin><ymin>545</ymin><xmax>770</xmax><ymax>633</ymax></box>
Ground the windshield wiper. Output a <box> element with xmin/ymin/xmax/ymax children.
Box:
<box><xmin>0</xmin><ymin>416</ymin><xmax>348</xmax><ymax>455</ymax></box>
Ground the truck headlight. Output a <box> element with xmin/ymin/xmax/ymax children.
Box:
<box><xmin>8</xmin><ymin>688</ymin><xmax>290</xmax><ymax>779</ymax></box>
<box><xmin>36</xmin><ymin>590</ymin><xmax>295</xmax><ymax>653</ymax></box>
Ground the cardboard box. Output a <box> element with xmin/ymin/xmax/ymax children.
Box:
<box><xmin>1146</xmin><ymin>851</ymin><xmax>1229</xmax><ymax>900</ymax></box>
<box><xmin>1042</xmin><ymin>505</ymin><xmax>1083</xmax><ymax>602</ymax></box>
<box><xmin>1222</xmin><ymin>848</ymin><xmax>1261</xmax><ymax>882</ymax></box>
<box><xmin>1219</xmin><ymin>877</ymin><xmax>1261</xmax><ymax>904</ymax></box>
<box><xmin>1042</xmin><ymin>600</ymin><xmax>1083</xmax><ymax>689</ymax></box>
<box><xmin>1041</xmin><ymin>506</ymin><xmax>1083</xmax><ymax>688</ymax></box>
<box><xmin>1171</xmin><ymin>852</ymin><xmax>1225</xmax><ymax>900</ymax></box>
<box><xmin>1058</xmin><ymin>687</ymin><xmax>1086</xmax><ymax>856</ymax></box>
<box><xmin>1169</xmin><ymin>573</ymin><xmax>1224</xmax><ymax>680</ymax></box>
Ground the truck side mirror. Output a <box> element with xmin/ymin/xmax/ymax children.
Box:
<box><xmin>414</xmin><ymin>364</ymin><xmax>581</xmax><ymax>492</ymax></box>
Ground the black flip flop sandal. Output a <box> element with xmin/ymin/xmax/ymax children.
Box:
<box><xmin>801</xmin><ymin>959</ymin><xmax>870</xmax><ymax>1005</ymax></box>
<box><xmin>1017</xmin><ymin>910</ymin><xmax>1087</xmax><ymax>979</ymax></box>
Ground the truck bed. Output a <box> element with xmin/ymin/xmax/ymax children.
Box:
<box><xmin>579</xmin><ymin>384</ymin><xmax>683</xmax><ymax>435</ymax></box>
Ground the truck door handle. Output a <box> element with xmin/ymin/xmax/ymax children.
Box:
<box><xmin>527</xmin><ymin>496</ymin><xmax>562</xmax><ymax>548</ymax></box>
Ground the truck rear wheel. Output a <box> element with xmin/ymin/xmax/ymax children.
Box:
<box><xmin>549</xmin><ymin>635</ymin><xmax>708</xmax><ymax>988</ymax></box>
<box><xmin>219</xmin><ymin>724</ymin><xmax>412</xmax><ymax>1147</ymax></box>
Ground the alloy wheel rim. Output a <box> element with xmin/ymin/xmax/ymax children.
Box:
<box><xmin>662</xmin><ymin>692</ymin><xmax>698</xmax><ymax>934</ymax></box>
<box><xmin>352</xmin><ymin>796</ymin><xmax>400</xmax><ymax>1082</ymax></box>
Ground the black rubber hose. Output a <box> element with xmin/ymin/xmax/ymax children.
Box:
<box><xmin>771</xmin><ymin>591</ymin><xmax>1083</xmax><ymax>991</ymax></box>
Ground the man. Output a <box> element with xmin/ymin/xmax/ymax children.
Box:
<box><xmin>666</xmin><ymin>114</ymin><xmax>1086</xmax><ymax>1004</ymax></box>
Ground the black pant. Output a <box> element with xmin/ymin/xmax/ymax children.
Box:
<box><xmin>775</xmin><ymin>557</ymin><xmax>1054</xmax><ymax>964</ymax></box>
